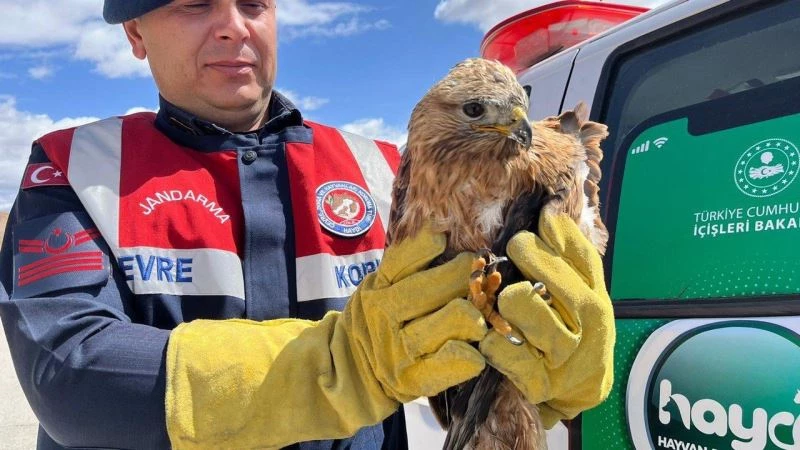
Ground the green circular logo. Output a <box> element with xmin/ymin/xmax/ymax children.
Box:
<box><xmin>734</xmin><ymin>139</ymin><xmax>799</xmax><ymax>198</ymax></box>
<box><xmin>628</xmin><ymin>319</ymin><xmax>800</xmax><ymax>450</ymax></box>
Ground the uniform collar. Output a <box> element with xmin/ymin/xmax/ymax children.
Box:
<box><xmin>154</xmin><ymin>91</ymin><xmax>307</xmax><ymax>151</ymax></box>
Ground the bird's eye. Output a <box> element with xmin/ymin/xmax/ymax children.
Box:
<box><xmin>462</xmin><ymin>102</ymin><xmax>485</xmax><ymax>118</ymax></box>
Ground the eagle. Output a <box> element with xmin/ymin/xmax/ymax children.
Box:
<box><xmin>386</xmin><ymin>58</ymin><xmax>609</xmax><ymax>449</ymax></box>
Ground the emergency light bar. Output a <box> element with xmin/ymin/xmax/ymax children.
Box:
<box><xmin>480</xmin><ymin>0</ymin><xmax>648</xmax><ymax>73</ymax></box>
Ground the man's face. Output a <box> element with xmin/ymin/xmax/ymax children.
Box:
<box><xmin>124</xmin><ymin>0</ymin><xmax>277</xmax><ymax>131</ymax></box>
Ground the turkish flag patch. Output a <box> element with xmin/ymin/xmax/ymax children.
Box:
<box><xmin>12</xmin><ymin>212</ymin><xmax>109</xmax><ymax>299</ymax></box>
<box><xmin>21</xmin><ymin>163</ymin><xmax>69</xmax><ymax>189</ymax></box>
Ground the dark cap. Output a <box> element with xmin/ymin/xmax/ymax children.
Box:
<box><xmin>103</xmin><ymin>0</ymin><xmax>172</xmax><ymax>24</ymax></box>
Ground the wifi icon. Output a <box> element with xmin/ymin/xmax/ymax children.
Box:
<box><xmin>653</xmin><ymin>137</ymin><xmax>669</xmax><ymax>148</ymax></box>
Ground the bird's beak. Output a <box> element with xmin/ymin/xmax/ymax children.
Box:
<box><xmin>472</xmin><ymin>106</ymin><xmax>533</xmax><ymax>149</ymax></box>
<box><xmin>508</xmin><ymin>106</ymin><xmax>533</xmax><ymax>149</ymax></box>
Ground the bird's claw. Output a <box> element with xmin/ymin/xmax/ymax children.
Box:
<box><xmin>505</xmin><ymin>334</ymin><xmax>524</xmax><ymax>346</ymax></box>
<box><xmin>469</xmin><ymin>249</ymin><xmax>524</xmax><ymax>346</ymax></box>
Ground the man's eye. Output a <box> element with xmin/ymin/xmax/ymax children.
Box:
<box><xmin>183</xmin><ymin>2</ymin><xmax>211</xmax><ymax>10</ymax></box>
<box><xmin>241</xmin><ymin>1</ymin><xmax>269</xmax><ymax>12</ymax></box>
<box><xmin>463</xmin><ymin>102</ymin><xmax>486</xmax><ymax>118</ymax></box>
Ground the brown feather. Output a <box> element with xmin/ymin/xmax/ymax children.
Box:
<box><xmin>388</xmin><ymin>58</ymin><xmax>609</xmax><ymax>449</ymax></box>
<box><xmin>472</xmin><ymin>380</ymin><xmax>546</xmax><ymax>450</ymax></box>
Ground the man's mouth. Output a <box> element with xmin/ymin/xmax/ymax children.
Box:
<box><xmin>206</xmin><ymin>60</ymin><xmax>256</xmax><ymax>75</ymax></box>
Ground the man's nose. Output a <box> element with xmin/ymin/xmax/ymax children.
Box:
<box><xmin>213</xmin><ymin>4</ymin><xmax>251</xmax><ymax>41</ymax></box>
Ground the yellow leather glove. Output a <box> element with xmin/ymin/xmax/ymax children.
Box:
<box><xmin>479</xmin><ymin>211</ymin><xmax>615</xmax><ymax>429</ymax></box>
<box><xmin>166</xmin><ymin>227</ymin><xmax>488</xmax><ymax>449</ymax></box>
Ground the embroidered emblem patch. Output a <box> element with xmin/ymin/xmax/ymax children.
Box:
<box><xmin>315</xmin><ymin>181</ymin><xmax>376</xmax><ymax>237</ymax></box>
<box><xmin>12</xmin><ymin>213</ymin><xmax>109</xmax><ymax>298</ymax></box>
<box><xmin>21</xmin><ymin>163</ymin><xmax>69</xmax><ymax>189</ymax></box>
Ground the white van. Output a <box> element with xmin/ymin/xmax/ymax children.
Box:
<box><xmin>407</xmin><ymin>1</ymin><xmax>800</xmax><ymax>448</ymax></box>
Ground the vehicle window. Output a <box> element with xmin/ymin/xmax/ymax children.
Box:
<box><xmin>600</xmin><ymin>0</ymin><xmax>800</xmax><ymax>154</ymax></box>
<box><xmin>598</xmin><ymin>0</ymin><xmax>800</xmax><ymax>302</ymax></box>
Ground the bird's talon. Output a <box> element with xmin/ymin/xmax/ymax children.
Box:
<box><xmin>532</xmin><ymin>281</ymin><xmax>550</xmax><ymax>300</ymax></box>
<box><xmin>470</xmin><ymin>251</ymin><xmax>523</xmax><ymax>344</ymax></box>
<box><xmin>506</xmin><ymin>334</ymin><xmax>525</xmax><ymax>346</ymax></box>
<box><xmin>485</xmin><ymin>256</ymin><xmax>508</xmax><ymax>274</ymax></box>
<box><xmin>485</xmin><ymin>271</ymin><xmax>502</xmax><ymax>299</ymax></box>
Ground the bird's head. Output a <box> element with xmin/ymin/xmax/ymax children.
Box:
<box><xmin>408</xmin><ymin>58</ymin><xmax>532</xmax><ymax>161</ymax></box>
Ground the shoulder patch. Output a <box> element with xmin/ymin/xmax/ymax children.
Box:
<box><xmin>12</xmin><ymin>212</ymin><xmax>109</xmax><ymax>299</ymax></box>
<box><xmin>21</xmin><ymin>163</ymin><xmax>69</xmax><ymax>189</ymax></box>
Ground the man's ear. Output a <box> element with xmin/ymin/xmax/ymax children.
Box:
<box><xmin>122</xmin><ymin>20</ymin><xmax>147</xmax><ymax>60</ymax></box>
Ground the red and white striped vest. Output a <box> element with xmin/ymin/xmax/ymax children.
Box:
<box><xmin>36</xmin><ymin>112</ymin><xmax>400</xmax><ymax>305</ymax></box>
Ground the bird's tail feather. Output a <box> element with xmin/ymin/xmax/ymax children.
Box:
<box><xmin>442</xmin><ymin>366</ymin><xmax>505</xmax><ymax>450</ymax></box>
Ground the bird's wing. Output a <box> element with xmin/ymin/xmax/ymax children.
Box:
<box><xmin>538</xmin><ymin>103</ymin><xmax>609</xmax><ymax>254</ymax></box>
<box><xmin>386</xmin><ymin>150</ymin><xmax>412</xmax><ymax>247</ymax></box>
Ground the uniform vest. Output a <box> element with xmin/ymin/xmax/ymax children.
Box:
<box><xmin>35</xmin><ymin>112</ymin><xmax>400</xmax><ymax>309</ymax></box>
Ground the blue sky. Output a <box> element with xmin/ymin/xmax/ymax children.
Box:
<box><xmin>0</xmin><ymin>0</ymin><xmax>664</xmax><ymax>211</ymax></box>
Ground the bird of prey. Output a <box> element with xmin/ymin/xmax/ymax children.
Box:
<box><xmin>386</xmin><ymin>58</ymin><xmax>609</xmax><ymax>449</ymax></box>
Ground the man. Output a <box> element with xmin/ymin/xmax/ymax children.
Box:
<box><xmin>0</xmin><ymin>1</ymin><xmax>615</xmax><ymax>449</ymax></box>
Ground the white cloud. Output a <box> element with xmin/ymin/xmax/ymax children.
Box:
<box><xmin>341</xmin><ymin>118</ymin><xmax>407</xmax><ymax>147</ymax></box>
<box><xmin>74</xmin><ymin>22</ymin><xmax>150</xmax><ymax>78</ymax></box>
<box><xmin>434</xmin><ymin>0</ymin><xmax>671</xmax><ymax>32</ymax></box>
<box><xmin>0</xmin><ymin>97</ymin><xmax>98</xmax><ymax>211</ymax></box>
<box><xmin>28</xmin><ymin>65</ymin><xmax>54</xmax><ymax>80</ymax></box>
<box><xmin>280</xmin><ymin>89</ymin><xmax>329</xmax><ymax>111</ymax></box>
<box><xmin>277</xmin><ymin>0</ymin><xmax>391</xmax><ymax>38</ymax></box>
<box><xmin>278</xmin><ymin>1</ymin><xmax>369</xmax><ymax>26</ymax></box>
<box><xmin>0</xmin><ymin>0</ymin><xmax>100</xmax><ymax>47</ymax></box>
<box><xmin>0</xmin><ymin>50</ymin><xmax>63</xmax><ymax>63</ymax></box>
<box><xmin>0</xmin><ymin>0</ymin><xmax>146</xmax><ymax>79</ymax></box>
<box><xmin>282</xmin><ymin>17</ymin><xmax>390</xmax><ymax>39</ymax></box>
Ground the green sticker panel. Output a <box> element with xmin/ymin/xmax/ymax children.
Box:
<box><xmin>611</xmin><ymin>113</ymin><xmax>800</xmax><ymax>301</ymax></box>
<box><xmin>582</xmin><ymin>319</ymin><xmax>670</xmax><ymax>450</ymax></box>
